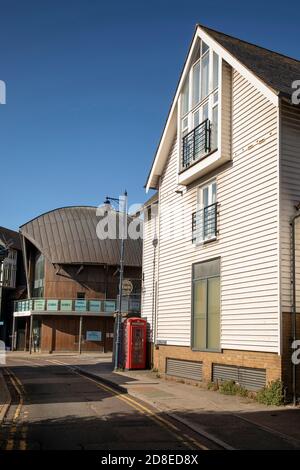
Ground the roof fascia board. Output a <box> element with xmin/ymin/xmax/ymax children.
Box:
<box><xmin>146</xmin><ymin>26</ymin><xmax>279</xmax><ymax>191</ymax></box>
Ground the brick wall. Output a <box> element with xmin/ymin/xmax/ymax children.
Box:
<box><xmin>153</xmin><ymin>345</ymin><xmax>281</xmax><ymax>385</ymax></box>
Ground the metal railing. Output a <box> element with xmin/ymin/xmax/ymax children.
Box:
<box><xmin>182</xmin><ymin>118</ymin><xmax>211</xmax><ymax>169</ymax></box>
<box><xmin>14</xmin><ymin>295</ymin><xmax>141</xmax><ymax>315</ymax></box>
<box><xmin>192</xmin><ymin>203</ymin><xmax>217</xmax><ymax>243</ymax></box>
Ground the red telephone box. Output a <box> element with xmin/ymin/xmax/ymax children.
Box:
<box><xmin>124</xmin><ymin>317</ymin><xmax>147</xmax><ymax>369</ymax></box>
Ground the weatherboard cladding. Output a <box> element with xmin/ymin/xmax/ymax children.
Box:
<box><xmin>20</xmin><ymin>206</ymin><xmax>142</xmax><ymax>267</ymax></box>
<box><xmin>141</xmin><ymin>205</ymin><xmax>159</xmax><ymax>340</ymax></box>
<box><xmin>153</xmin><ymin>71</ymin><xmax>279</xmax><ymax>353</ymax></box>
<box><xmin>280</xmin><ymin>101</ymin><xmax>300</xmax><ymax>314</ymax></box>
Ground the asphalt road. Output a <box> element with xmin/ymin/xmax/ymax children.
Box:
<box><xmin>0</xmin><ymin>356</ymin><xmax>220</xmax><ymax>451</ymax></box>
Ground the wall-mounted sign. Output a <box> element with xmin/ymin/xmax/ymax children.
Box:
<box><xmin>89</xmin><ymin>300</ymin><xmax>101</xmax><ymax>313</ymax></box>
<box><xmin>60</xmin><ymin>300</ymin><xmax>73</xmax><ymax>311</ymax></box>
<box><xmin>122</xmin><ymin>279</ymin><xmax>133</xmax><ymax>296</ymax></box>
<box><xmin>75</xmin><ymin>300</ymin><xmax>87</xmax><ymax>312</ymax></box>
<box><xmin>34</xmin><ymin>299</ymin><xmax>45</xmax><ymax>311</ymax></box>
<box><xmin>104</xmin><ymin>300</ymin><xmax>116</xmax><ymax>313</ymax></box>
<box><xmin>47</xmin><ymin>300</ymin><xmax>58</xmax><ymax>311</ymax></box>
<box><xmin>86</xmin><ymin>331</ymin><xmax>102</xmax><ymax>341</ymax></box>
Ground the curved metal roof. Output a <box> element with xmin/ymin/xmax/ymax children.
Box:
<box><xmin>20</xmin><ymin>206</ymin><xmax>142</xmax><ymax>267</ymax></box>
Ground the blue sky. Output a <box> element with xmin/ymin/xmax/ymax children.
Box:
<box><xmin>0</xmin><ymin>0</ymin><xmax>299</xmax><ymax>230</ymax></box>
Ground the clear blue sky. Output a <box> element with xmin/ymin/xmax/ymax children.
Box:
<box><xmin>0</xmin><ymin>0</ymin><xmax>299</xmax><ymax>230</ymax></box>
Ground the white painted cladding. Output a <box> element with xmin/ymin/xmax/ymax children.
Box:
<box><xmin>280</xmin><ymin>101</ymin><xmax>300</xmax><ymax>314</ymax></box>
<box><xmin>141</xmin><ymin>207</ymin><xmax>159</xmax><ymax>340</ymax></box>
<box><xmin>149</xmin><ymin>68</ymin><xmax>280</xmax><ymax>353</ymax></box>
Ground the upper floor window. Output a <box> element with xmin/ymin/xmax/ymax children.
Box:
<box><xmin>33</xmin><ymin>253</ymin><xmax>45</xmax><ymax>298</ymax></box>
<box><xmin>180</xmin><ymin>40</ymin><xmax>219</xmax><ymax>170</ymax></box>
<box><xmin>192</xmin><ymin>180</ymin><xmax>217</xmax><ymax>244</ymax></box>
<box><xmin>0</xmin><ymin>249</ymin><xmax>17</xmax><ymax>288</ymax></box>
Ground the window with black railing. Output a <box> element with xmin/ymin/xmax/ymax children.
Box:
<box><xmin>182</xmin><ymin>118</ymin><xmax>211</xmax><ymax>170</ymax></box>
<box><xmin>192</xmin><ymin>202</ymin><xmax>217</xmax><ymax>243</ymax></box>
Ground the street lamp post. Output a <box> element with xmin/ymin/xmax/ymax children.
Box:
<box><xmin>0</xmin><ymin>244</ymin><xmax>9</xmax><ymax>344</ymax></box>
<box><xmin>104</xmin><ymin>191</ymin><xmax>128</xmax><ymax>370</ymax></box>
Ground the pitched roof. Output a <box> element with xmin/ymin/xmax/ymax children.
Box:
<box><xmin>20</xmin><ymin>206</ymin><xmax>142</xmax><ymax>267</ymax></box>
<box><xmin>200</xmin><ymin>25</ymin><xmax>300</xmax><ymax>99</ymax></box>
<box><xmin>145</xmin><ymin>24</ymin><xmax>300</xmax><ymax>190</ymax></box>
<box><xmin>0</xmin><ymin>226</ymin><xmax>22</xmax><ymax>251</ymax></box>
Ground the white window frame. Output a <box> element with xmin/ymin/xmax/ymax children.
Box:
<box><xmin>194</xmin><ymin>180</ymin><xmax>217</xmax><ymax>244</ymax></box>
<box><xmin>197</xmin><ymin>179</ymin><xmax>217</xmax><ymax>209</ymax></box>
<box><xmin>179</xmin><ymin>40</ymin><xmax>220</xmax><ymax>172</ymax></box>
<box><xmin>1</xmin><ymin>249</ymin><xmax>17</xmax><ymax>288</ymax></box>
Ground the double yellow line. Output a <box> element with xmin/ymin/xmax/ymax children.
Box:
<box><xmin>4</xmin><ymin>368</ymin><xmax>27</xmax><ymax>451</ymax></box>
<box><xmin>46</xmin><ymin>358</ymin><xmax>208</xmax><ymax>450</ymax></box>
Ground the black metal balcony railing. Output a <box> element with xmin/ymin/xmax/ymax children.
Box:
<box><xmin>182</xmin><ymin>118</ymin><xmax>211</xmax><ymax>169</ymax></box>
<box><xmin>192</xmin><ymin>203</ymin><xmax>217</xmax><ymax>243</ymax></box>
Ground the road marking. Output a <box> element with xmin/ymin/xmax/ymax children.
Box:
<box><xmin>7</xmin><ymin>357</ymin><xmax>43</xmax><ymax>368</ymax></box>
<box><xmin>44</xmin><ymin>357</ymin><xmax>208</xmax><ymax>450</ymax></box>
<box><xmin>4</xmin><ymin>368</ymin><xmax>27</xmax><ymax>451</ymax></box>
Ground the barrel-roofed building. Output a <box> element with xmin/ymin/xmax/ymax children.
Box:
<box><xmin>13</xmin><ymin>206</ymin><xmax>142</xmax><ymax>353</ymax></box>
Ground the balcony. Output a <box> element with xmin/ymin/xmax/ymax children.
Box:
<box><xmin>192</xmin><ymin>203</ymin><xmax>218</xmax><ymax>244</ymax></box>
<box><xmin>13</xmin><ymin>296</ymin><xmax>141</xmax><ymax>317</ymax></box>
<box><xmin>182</xmin><ymin>118</ymin><xmax>211</xmax><ymax>170</ymax></box>
<box><xmin>178</xmin><ymin>118</ymin><xmax>227</xmax><ymax>186</ymax></box>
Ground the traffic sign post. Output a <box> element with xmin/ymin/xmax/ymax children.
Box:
<box><xmin>122</xmin><ymin>279</ymin><xmax>133</xmax><ymax>296</ymax></box>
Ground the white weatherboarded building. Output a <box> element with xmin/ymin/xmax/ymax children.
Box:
<box><xmin>142</xmin><ymin>25</ymin><xmax>300</xmax><ymax>398</ymax></box>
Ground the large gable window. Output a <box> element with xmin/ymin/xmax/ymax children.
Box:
<box><xmin>180</xmin><ymin>40</ymin><xmax>219</xmax><ymax>170</ymax></box>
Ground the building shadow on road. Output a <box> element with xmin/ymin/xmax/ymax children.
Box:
<box><xmin>2</xmin><ymin>361</ymin><xmax>300</xmax><ymax>450</ymax></box>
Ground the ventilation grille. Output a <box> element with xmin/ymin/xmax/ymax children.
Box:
<box><xmin>166</xmin><ymin>358</ymin><xmax>202</xmax><ymax>381</ymax></box>
<box><xmin>212</xmin><ymin>364</ymin><xmax>266</xmax><ymax>391</ymax></box>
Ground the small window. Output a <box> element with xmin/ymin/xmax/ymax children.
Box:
<box><xmin>192</xmin><ymin>61</ymin><xmax>200</xmax><ymax>107</ymax></box>
<box><xmin>201</xmin><ymin>41</ymin><xmax>209</xmax><ymax>55</ymax></box>
<box><xmin>192</xmin><ymin>259</ymin><xmax>220</xmax><ymax>351</ymax></box>
<box><xmin>182</xmin><ymin>116</ymin><xmax>189</xmax><ymax>133</ymax></box>
<box><xmin>213</xmin><ymin>52</ymin><xmax>219</xmax><ymax>89</ymax></box>
<box><xmin>212</xmin><ymin>104</ymin><xmax>218</xmax><ymax>150</ymax></box>
<box><xmin>77</xmin><ymin>292</ymin><xmax>86</xmax><ymax>299</ymax></box>
<box><xmin>200</xmin><ymin>52</ymin><xmax>209</xmax><ymax>101</ymax></box>
<box><xmin>181</xmin><ymin>79</ymin><xmax>189</xmax><ymax>116</ymax></box>
<box><xmin>193</xmin><ymin>181</ymin><xmax>217</xmax><ymax>243</ymax></box>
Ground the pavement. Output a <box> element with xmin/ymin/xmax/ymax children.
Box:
<box><xmin>71</xmin><ymin>357</ymin><xmax>300</xmax><ymax>450</ymax></box>
<box><xmin>2</xmin><ymin>352</ymin><xmax>300</xmax><ymax>450</ymax></box>
<box><xmin>0</xmin><ymin>354</ymin><xmax>221</xmax><ymax>450</ymax></box>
